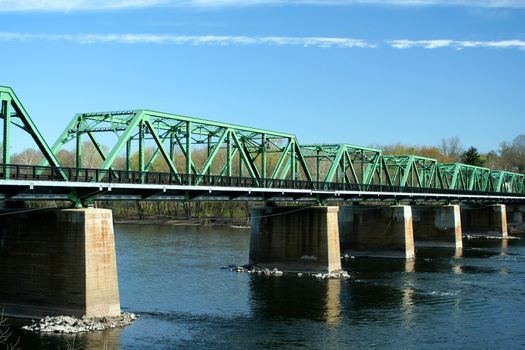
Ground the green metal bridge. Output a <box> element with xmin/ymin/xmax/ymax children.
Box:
<box><xmin>1</xmin><ymin>85</ymin><xmax>524</xmax><ymax>206</ymax></box>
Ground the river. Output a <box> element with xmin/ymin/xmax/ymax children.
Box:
<box><xmin>10</xmin><ymin>223</ymin><xmax>525</xmax><ymax>349</ymax></box>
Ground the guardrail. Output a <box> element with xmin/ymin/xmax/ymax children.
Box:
<box><xmin>1</xmin><ymin>163</ymin><xmax>524</xmax><ymax>198</ymax></box>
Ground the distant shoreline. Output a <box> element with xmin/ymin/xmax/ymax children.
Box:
<box><xmin>114</xmin><ymin>217</ymin><xmax>251</xmax><ymax>228</ymax></box>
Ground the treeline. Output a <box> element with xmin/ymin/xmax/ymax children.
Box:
<box><xmin>6</xmin><ymin>134</ymin><xmax>524</xmax><ymax>173</ymax></box>
<box><xmin>102</xmin><ymin>200</ymin><xmax>254</xmax><ymax>225</ymax></box>
<box><xmin>371</xmin><ymin>134</ymin><xmax>525</xmax><ymax>173</ymax></box>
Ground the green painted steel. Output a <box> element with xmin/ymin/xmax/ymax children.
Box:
<box><xmin>490</xmin><ymin>171</ymin><xmax>525</xmax><ymax>194</ymax></box>
<box><xmin>47</xmin><ymin>109</ymin><xmax>314</xmax><ymax>186</ymax></box>
<box><xmin>1</xmin><ymin>85</ymin><xmax>525</xmax><ymax>197</ymax></box>
<box><xmin>384</xmin><ymin>155</ymin><xmax>443</xmax><ymax>189</ymax></box>
<box><xmin>0</xmin><ymin>86</ymin><xmax>65</xmax><ymax>179</ymax></box>
<box><xmin>300</xmin><ymin>144</ymin><xmax>390</xmax><ymax>189</ymax></box>
<box><xmin>439</xmin><ymin>163</ymin><xmax>491</xmax><ymax>192</ymax></box>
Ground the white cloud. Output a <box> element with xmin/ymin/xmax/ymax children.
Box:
<box><xmin>0</xmin><ymin>32</ymin><xmax>374</xmax><ymax>48</ymax></box>
<box><xmin>389</xmin><ymin>39</ymin><xmax>525</xmax><ymax>50</ymax></box>
<box><xmin>0</xmin><ymin>0</ymin><xmax>524</xmax><ymax>11</ymax></box>
<box><xmin>1</xmin><ymin>32</ymin><xmax>523</xmax><ymax>51</ymax></box>
<box><xmin>0</xmin><ymin>0</ymin><xmax>169</xmax><ymax>11</ymax></box>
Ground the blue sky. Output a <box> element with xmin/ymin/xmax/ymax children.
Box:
<box><xmin>1</xmin><ymin>0</ymin><xmax>524</xmax><ymax>153</ymax></box>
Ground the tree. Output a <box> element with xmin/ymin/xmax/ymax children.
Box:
<box><xmin>11</xmin><ymin>147</ymin><xmax>43</xmax><ymax>165</ymax></box>
<box><xmin>440</xmin><ymin>136</ymin><xmax>463</xmax><ymax>162</ymax></box>
<box><xmin>484</xmin><ymin>150</ymin><xmax>502</xmax><ymax>170</ymax></box>
<box><xmin>462</xmin><ymin>146</ymin><xmax>484</xmax><ymax>167</ymax></box>
<box><xmin>499</xmin><ymin>134</ymin><xmax>525</xmax><ymax>173</ymax></box>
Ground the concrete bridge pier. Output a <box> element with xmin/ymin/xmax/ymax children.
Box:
<box><xmin>412</xmin><ymin>205</ymin><xmax>463</xmax><ymax>249</ymax></box>
<box><xmin>338</xmin><ymin>205</ymin><xmax>415</xmax><ymax>259</ymax></box>
<box><xmin>0</xmin><ymin>208</ymin><xmax>120</xmax><ymax>319</ymax></box>
<box><xmin>249</xmin><ymin>206</ymin><xmax>341</xmax><ymax>273</ymax></box>
<box><xmin>461</xmin><ymin>204</ymin><xmax>508</xmax><ymax>238</ymax></box>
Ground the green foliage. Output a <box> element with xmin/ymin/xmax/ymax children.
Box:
<box><xmin>462</xmin><ymin>146</ymin><xmax>484</xmax><ymax>167</ymax></box>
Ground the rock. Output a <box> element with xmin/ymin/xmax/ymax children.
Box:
<box><xmin>62</xmin><ymin>316</ymin><xmax>77</xmax><ymax>326</ymax></box>
<box><xmin>222</xmin><ymin>264</ymin><xmax>351</xmax><ymax>280</ymax></box>
<box><xmin>21</xmin><ymin>312</ymin><xmax>138</xmax><ymax>334</ymax></box>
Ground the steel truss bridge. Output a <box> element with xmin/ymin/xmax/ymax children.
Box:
<box><xmin>1</xmin><ymin>85</ymin><xmax>524</xmax><ymax>206</ymax></box>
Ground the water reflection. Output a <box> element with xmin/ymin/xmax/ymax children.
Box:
<box><xmin>400</xmin><ymin>287</ymin><xmax>415</xmax><ymax>327</ymax></box>
<box><xmin>325</xmin><ymin>279</ymin><xmax>341</xmax><ymax>325</ymax></box>
<box><xmin>11</xmin><ymin>327</ymin><xmax>121</xmax><ymax>350</ymax></box>
<box><xmin>249</xmin><ymin>275</ymin><xmax>343</xmax><ymax>325</ymax></box>
<box><xmin>501</xmin><ymin>238</ymin><xmax>509</xmax><ymax>252</ymax></box>
<box><xmin>453</xmin><ymin>248</ymin><xmax>464</xmax><ymax>274</ymax></box>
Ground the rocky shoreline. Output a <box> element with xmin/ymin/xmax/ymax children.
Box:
<box><xmin>21</xmin><ymin>312</ymin><xmax>137</xmax><ymax>334</ymax></box>
<box><xmin>222</xmin><ymin>264</ymin><xmax>351</xmax><ymax>279</ymax></box>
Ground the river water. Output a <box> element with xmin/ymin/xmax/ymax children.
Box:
<box><xmin>10</xmin><ymin>224</ymin><xmax>525</xmax><ymax>349</ymax></box>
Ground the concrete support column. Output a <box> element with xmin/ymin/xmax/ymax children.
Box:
<box><xmin>339</xmin><ymin>205</ymin><xmax>415</xmax><ymax>259</ymax></box>
<box><xmin>412</xmin><ymin>205</ymin><xmax>462</xmax><ymax>249</ymax></box>
<box><xmin>0</xmin><ymin>208</ymin><xmax>120</xmax><ymax>319</ymax></box>
<box><xmin>461</xmin><ymin>204</ymin><xmax>508</xmax><ymax>238</ymax></box>
<box><xmin>249</xmin><ymin>206</ymin><xmax>341</xmax><ymax>273</ymax></box>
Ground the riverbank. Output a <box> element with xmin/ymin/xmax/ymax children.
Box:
<box><xmin>114</xmin><ymin>217</ymin><xmax>250</xmax><ymax>228</ymax></box>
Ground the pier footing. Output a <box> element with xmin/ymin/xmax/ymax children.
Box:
<box><xmin>0</xmin><ymin>208</ymin><xmax>120</xmax><ymax>319</ymax></box>
<box><xmin>249</xmin><ymin>206</ymin><xmax>341</xmax><ymax>273</ymax></box>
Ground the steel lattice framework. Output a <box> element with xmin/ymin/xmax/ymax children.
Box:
<box><xmin>384</xmin><ymin>155</ymin><xmax>443</xmax><ymax>189</ymax></box>
<box><xmin>300</xmin><ymin>144</ymin><xmax>389</xmax><ymax>189</ymax></box>
<box><xmin>43</xmin><ymin>109</ymin><xmax>314</xmax><ymax>186</ymax></box>
<box><xmin>438</xmin><ymin>163</ymin><xmax>492</xmax><ymax>192</ymax></box>
<box><xmin>491</xmin><ymin>171</ymin><xmax>525</xmax><ymax>194</ymax></box>
<box><xmin>1</xmin><ymin>85</ymin><xmax>525</xmax><ymax>203</ymax></box>
<box><xmin>0</xmin><ymin>86</ymin><xmax>63</xmax><ymax>176</ymax></box>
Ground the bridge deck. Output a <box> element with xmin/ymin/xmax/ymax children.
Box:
<box><xmin>1</xmin><ymin>164</ymin><xmax>523</xmax><ymax>204</ymax></box>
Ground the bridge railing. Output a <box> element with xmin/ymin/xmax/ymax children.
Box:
<box><xmin>1</xmin><ymin>163</ymin><xmax>524</xmax><ymax>198</ymax></box>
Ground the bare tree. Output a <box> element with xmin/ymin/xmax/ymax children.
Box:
<box><xmin>500</xmin><ymin>134</ymin><xmax>525</xmax><ymax>172</ymax></box>
<box><xmin>440</xmin><ymin>136</ymin><xmax>463</xmax><ymax>162</ymax></box>
<box><xmin>11</xmin><ymin>147</ymin><xmax>43</xmax><ymax>165</ymax></box>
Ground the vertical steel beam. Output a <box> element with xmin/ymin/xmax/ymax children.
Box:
<box><xmin>186</xmin><ymin>121</ymin><xmax>192</xmax><ymax>184</ymax></box>
<box><xmin>207</xmin><ymin>134</ymin><xmax>211</xmax><ymax>176</ymax></box>
<box><xmin>126</xmin><ymin>139</ymin><xmax>132</xmax><ymax>172</ymax></box>
<box><xmin>316</xmin><ymin>149</ymin><xmax>320</xmax><ymax>183</ymax></box>
<box><xmin>360</xmin><ymin>149</ymin><xmax>364</xmax><ymax>183</ymax></box>
<box><xmin>261</xmin><ymin>134</ymin><xmax>267</xmax><ymax>186</ymax></box>
<box><xmin>170</xmin><ymin>133</ymin><xmax>175</xmax><ymax>165</ymax></box>
<box><xmin>340</xmin><ymin>150</ymin><xmax>346</xmax><ymax>184</ymax></box>
<box><xmin>138</xmin><ymin>121</ymin><xmax>145</xmax><ymax>173</ymax></box>
<box><xmin>291</xmin><ymin>140</ymin><xmax>296</xmax><ymax>181</ymax></box>
<box><xmin>226</xmin><ymin>130</ymin><xmax>232</xmax><ymax>177</ymax></box>
<box><xmin>76</xmin><ymin>130</ymin><xmax>82</xmax><ymax>170</ymax></box>
<box><xmin>2</xmin><ymin>99</ymin><xmax>11</xmax><ymax>178</ymax></box>
<box><xmin>239</xmin><ymin>143</ymin><xmax>243</xmax><ymax>177</ymax></box>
